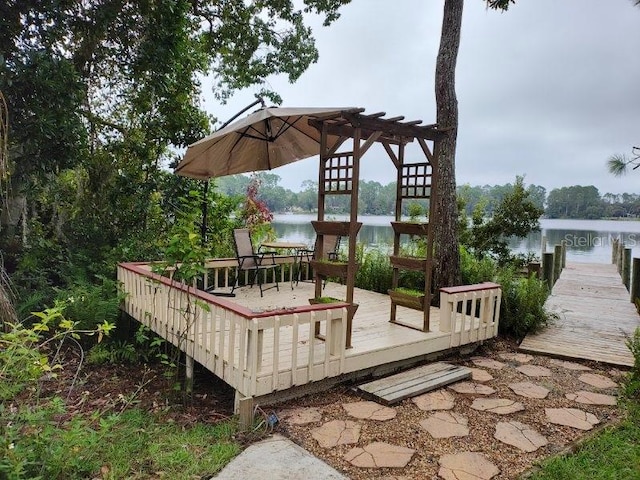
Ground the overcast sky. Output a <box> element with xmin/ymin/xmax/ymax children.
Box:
<box><xmin>201</xmin><ymin>0</ymin><xmax>640</xmax><ymax>194</ymax></box>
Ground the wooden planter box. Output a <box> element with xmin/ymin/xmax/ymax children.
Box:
<box><xmin>310</xmin><ymin>260</ymin><xmax>351</xmax><ymax>278</ymax></box>
<box><xmin>390</xmin><ymin>255</ymin><xmax>428</xmax><ymax>272</ymax></box>
<box><xmin>388</xmin><ymin>289</ymin><xmax>426</xmax><ymax>310</ymax></box>
<box><xmin>391</xmin><ymin>222</ymin><xmax>429</xmax><ymax>236</ymax></box>
<box><xmin>312</xmin><ymin>221</ymin><xmax>362</xmax><ymax>237</ymax></box>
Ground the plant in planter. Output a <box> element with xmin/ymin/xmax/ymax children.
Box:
<box><xmin>388</xmin><ymin>287</ymin><xmax>426</xmax><ymax>310</ymax></box>
<box><xmin>308</xmin><ymin>296</ymin><xmax>343</xmax><ymax>304</ymax></box>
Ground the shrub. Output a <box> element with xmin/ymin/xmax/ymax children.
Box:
<box><xmin>52</xmin><ymin>276</ymin><xmax>122</xmax><ymax>335</ymax></box>
<box><xmin>354</xmin><ymin>245</ymin><xmax>393</xmax><ymax>294</ymax></box>
<box><xmin>497</xmin><ymin>267</ymin><xmax>552</xmax><ymax>340</ymax></box>
<box><xmin>623</xmin><ymin>327</ymin><xmax>640</xmax><ymax>400</ymax></box>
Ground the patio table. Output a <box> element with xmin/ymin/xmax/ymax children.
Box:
<box><xmin>260</xmin><ymin>241</ymin><xmax>309</xmax><ymax>289</ymax></box>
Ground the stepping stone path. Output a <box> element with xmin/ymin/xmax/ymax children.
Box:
<box><xmin>509</xmin><ymin>381</ymin><xmax>550</xmax><ymax>399</ymax></box>
<box><xmin>311</xmin><ymin>420</ymin><xmax>361</xmax><ymax>448</ymax></box>
<box><xmin>279</xmin><ymin>407</ymin><xmax>322</xmax><ymax>425</ymax></box>
<box><xmin>578</xmin><ymin>373</ymin><xmax>617</xmax><ymax>389</ymax></box>
<box><xmin>342</xmin><ymin>401</ymin><xmax>396</xmax><ymax>420</ymax></box>
<box><xmin>468</xmin><ymin>367</ymin><xmax>494</xmax><ymax>382</ymax></box>
<box><xmin>566</xmin><ymin>391</ymin><xmax>617</xmax><ymax>406</ymax></box>
<box><xmin>545</xmin><ymin>408</ymin><xmax>600</xmax><ymax>430</ymax></box>
<box><xmin>499</xmin><ymin>352</ymin><xmax>534</xmax><ymax>364</ymax></box>
<box><xmin>471</xmin><ymin>357</ymin><xmax>506</xmax><ymax>370</ymax></box>
<box><xmin>549</xmin><ymin>359</ymin><xmax>591</xmax><ymax>371</ymax></box>
<box><xmin>344</xmin><ymin>442</ymin><xmax>415</xmax><ymax>468</ymax></box>
<box><xmin>449</xmin><ymin>381</ymin><xmax>496</xmax><ymax>396</ymax></box>
<box><xmin>438</xmin><ymin>452</ymin><xmax>499</xmax><ymax>480</ymax></box>
<box><xmin>411</xmin><ymin>390</ymin><xmax>455</xmax><ymax>411</ymax></box>
<box><xmin>494</xmin><ymin>421</ymin><xmax>548</xmax><ymax>452</ymax></box>
<box><xmin>420</xmin><ymin>411</ymin><xmax>469</xmax><ymax>438</ymax></box>
<box><xmin>471</xmin><ymin>398</ymin><xmax>525</xmax><ymax>415</ymax></box>
<box><xmin>516</xmin><ymin>364</ymin><xmax>552</xmax><ymax>377</ymax></box>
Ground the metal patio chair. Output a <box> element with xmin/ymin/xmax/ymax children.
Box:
<box><xmin>297</xmin><ymin>235</ymin><xmax>341</xmax><ymax>285</ymax></box>
<box><xmin>232</xmin><ymin>228</ymin><xmax>279</xmax><ymax>297</ymax></box>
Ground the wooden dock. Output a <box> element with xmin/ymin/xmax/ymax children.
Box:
<box><xmin>519</xmin><ymin>262</ymin><xmax>640</xmax><ymax>367</ymax></box>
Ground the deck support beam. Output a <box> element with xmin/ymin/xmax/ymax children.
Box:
<box><xmin>235</xmin><ymin>392</ymin><xmax>255</xmax><ymax>431</ymax></box>
<box><xmin>185</xmin><ymin>355</ymin><xmax>194</xmax><ymax>395</ymax></box>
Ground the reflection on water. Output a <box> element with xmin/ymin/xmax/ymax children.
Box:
<box><xmin>272</xmin><ymin>215</ymin><xmax>640</xmax><ymax>263</ymax></box>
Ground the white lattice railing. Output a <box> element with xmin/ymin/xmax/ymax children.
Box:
<box><xmin>117</xmin><ymin>261</ymin><xmax>347</xmax><ymax>397</ymax></box>
<box><xmin>438</xmin><ymin>282</ymin><xmax>502</xmax><ymax>347</ymax></box>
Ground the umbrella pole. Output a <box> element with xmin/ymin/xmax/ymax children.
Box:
<box><xmin>201</xmin><ymin>180</ymin><xmax>209</xmax><ymax>245</ymax></box>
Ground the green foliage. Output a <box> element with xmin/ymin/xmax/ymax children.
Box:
<box><xmin>546</xmin><ymin>185</ymin><xmax>605</xmax><ymax>219</ymax></box>
<box><xmin>623</xmin><ymin>327</ymin><xmax>640</xmax><ymax>400</ymax></box>
<box><xmin>52</xmin><ymin>277</ymin><xmax>123</xmax><ymax>335</ymax></box>
<box><xmin>0</xmin><ymin>405</ymin><xmax>240</xmax><ymax>480</ymax></box>
<box><xmin>354</xmin><ymin>245</ymin><xmax>393</xmax><ymax>294</ymax></box>
<box><xmin>496</xmin><ymin>267</ymin><xmax>552</xmax><ymax>340</ymax></box>
<box><xmin>460</xmin><ymin>176</ymin><xmax>543</xmax><ymax>266</ymax></box>
<box><xmin>529</xmin><ymin>406</ymin><xmax>640</xmax><ymax>480</ymax></box>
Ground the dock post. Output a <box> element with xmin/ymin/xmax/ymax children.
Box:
<box><xmin>612</xmin><ymin>238</ymin><xmax>619</xmax><ymax>264</ymax></box>
<box><xmin>560</xmin><ymin>240</ymin><xmax>567</xmax><ymax>269</ymax></box>
<box><xmin>623</xmin><ymin>248</ymin><xmax>632</xmax><ymax>290</ymax></box>
<box><xmin>527</xmin><ymin>262</ymin><xmax>541</xmax><ymax>279</ymax></box>
<box><xmin>543</xmin><ymin>252</ymin><xmax>554</xmax><ymax>290</ymax></box>
<box><xmin>631</xmin><ymin>258</ymin><xmax>640</xmax><ymax>304</ymax></box>
<box><xmin>553</xmin><ymin>244</ymin><xmax>563</xmax><ymax>284</ymax></box>
<box><xmin>618</xmin><ymin>243</ymin><xmax>624</xmax><ymax>274</ymax></box>
<box><xmin>541</xmin><ymin>235</ymin><xmax>547</xmax><ymax>257</ymax></box>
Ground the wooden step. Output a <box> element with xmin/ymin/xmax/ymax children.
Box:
<box><xmin>356</xmin><ymin>362</ymin><xmax>471</xmax><ymax>405</ymax></box>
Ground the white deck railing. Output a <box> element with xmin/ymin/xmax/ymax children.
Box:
<box><xmin>439</xmin><ymin>282</ymin><xmax>502</xmax><ymax>347</ymax></box>
<box><xmin>118</xmin><ymin>260</ymin><xmax>347</xmax><ymax>398</ymax></box>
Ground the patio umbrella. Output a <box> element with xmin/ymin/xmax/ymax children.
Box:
<box><xmin>175</xmin><ymin>106</ymin><xmax>355</xmax><ymax>180</ymax></box>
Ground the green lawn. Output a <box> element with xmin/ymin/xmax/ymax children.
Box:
<box><xmin>528</xmin><ymin>404</ymin><xmax>640</xmax><ymax>480</ymax></box>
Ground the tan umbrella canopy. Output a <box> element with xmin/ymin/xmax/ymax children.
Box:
<box><xmin>175</xmin><ymin>106</ymin><xmax>356</xmax><ymax>179</ymax></box>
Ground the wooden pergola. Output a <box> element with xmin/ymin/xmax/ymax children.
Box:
<box><xmin>307</xmin><ymin>108</ymin><xmax>448</xmax><ymax>347</ymax></box>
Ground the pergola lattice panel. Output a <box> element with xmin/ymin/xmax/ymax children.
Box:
<box><xmin>400</xmin><ymin>162</ymin><xmax>432</xmax><ymax>199</ymax></box>
<box><xmin>323</xmin><ymin>154</ymin><xmax>353</xmax><ymax>194</ymax></box>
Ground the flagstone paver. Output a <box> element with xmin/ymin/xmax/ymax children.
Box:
<box><xmin>311</xmin><ymin>420</ymin><xmax>361</xmax><ymax>448</ymax></box>
<box><xmin>468</xmin><ymin>367</ymin><xmax>494</xmax><ymax>382</ymax></box>
<box><xmin>420</xmin><ymin>411</ymin><xmax>469</xmax><ymax>438</ymax></box>
<box><xmin>545</xmin><ymin>408</ymin><xmax>600</xmax><ymax>430</ymax></box>
<box><xmin>342</xmin><ymin>401</ymin><xmax>396</xmax><ymax>421</ymax></box>
<box><xmin>498</xmin><ymin>352</ymin><xmax>534</xmax><ymax>364</ymax></box>
<box><xmin>438</xmin><ymin>452</ymin><xmax>499</xmax><ymax>480</ymax></box>
<box><xmin>471</xmin><ymin>357</ymin><xmax>506</xmax><ymax>370</ymax></box>
<box><xmin>279</xmin><ymin>407</ymin><xmax>322</xmax><ymax>425</ymax></box>
<box><xmin>494</xmin><ymin>421</ymin><xmax>548</xmax><ymax>453</ymax></box>
<box><xmin>549</xmin><ymin>359</ymin><xmax>591</xmax><ymax>371</ymax></box>
<box><xmin>578</xmin><ymin>373</ymin><xmax>617</xmax><ymax>389</ymax></box>
<box><xmin>344</xmin><ymin>442</ymin><xmax>415</xmax><ymax>468</ymax></box>
<box><xmin>412</xmin><ymin>390</ymin><xmax>455</xmax><ymax>411</ymax></box>
<box><xmin>471</xmin><ymin>398</ymin><xmax>525</xmax><ymax>415</ymax></box>
<box><xmin>449</xmin><ymin>381</ymin><xmax>496</xmax><ymax>396</ymax></box>
<box><xmin>566</xmin><ymin>391</ymin><xmax>617</xmax><ymax>406</ymax></box>
<box><xmin>516</xmin><ymin>364</ymin><xmax>552</xmax><ymax>377</ymax></box>
<box><xmin>508</xmin><ymin>381</ymin><xmax>550</xmax><ymax>399</ymax></box>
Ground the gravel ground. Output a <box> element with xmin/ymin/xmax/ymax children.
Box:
<box><xmin>275</xmin><ymin>338</ymin><xmax>626</xmax><ymax>480</ymax></box>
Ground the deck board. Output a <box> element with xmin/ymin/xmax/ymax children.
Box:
<box><xmin>357</xmin><ymin>362</ymin><xmax>471</xmax><ymax>404</ymax></box>
<box><xmin>519</xmin><ymin>262</ymin><xmax>639</xmax><ymax>366</ymax></box>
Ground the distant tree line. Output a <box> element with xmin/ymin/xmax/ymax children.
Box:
<box><xmin>217</xmin><ymin>173</ymin><xmax>638</xmax><ymax>220</ymax></box>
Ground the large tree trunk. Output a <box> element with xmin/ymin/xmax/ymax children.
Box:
<box><xmin>434</xmin><ymin>0</ymin><xmax>463</xmax><ymax>291</ymax></box>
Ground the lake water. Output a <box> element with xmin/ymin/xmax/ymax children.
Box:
<box><xmin>272</xmin><ymin>214</ymin><xmax>640</xmax><ymax>264</ymax></box>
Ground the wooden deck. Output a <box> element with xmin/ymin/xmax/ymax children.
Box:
<box><xmin>118</xmin><ymin>260</ymin><xmax>501</xmax><ymax>403</ymax></box>
<box><xmin>519</xmin><ymin>262</ymin><xmax>639</xmax><ymax>367</ymax></box>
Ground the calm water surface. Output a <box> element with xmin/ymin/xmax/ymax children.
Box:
<box><xmin>272</xmin><ymin>214</ymin><xmax>640</xmax><ymax>263</ymax></box>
